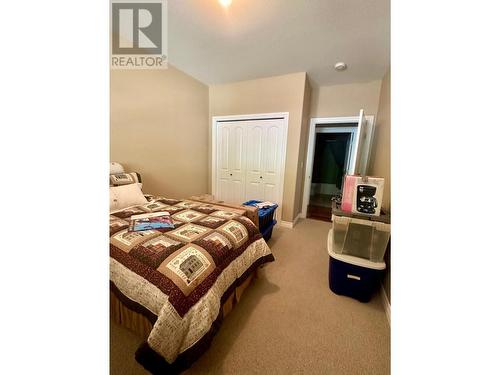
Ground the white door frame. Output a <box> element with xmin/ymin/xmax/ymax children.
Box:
<box><xmin>211</xmin><ymin>112</ymin><xmax>289</xmax><ymax>221</ymax></box>
<box><xmin>300</xmin><ymin>115</ymin><xmax>375</xmax><ymax>218</ymax></box>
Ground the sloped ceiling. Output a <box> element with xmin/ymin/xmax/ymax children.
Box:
<box><xmin>167</xmin><ymin>0</ymin><xmax>390</xmax><ymax>86</ymax></box>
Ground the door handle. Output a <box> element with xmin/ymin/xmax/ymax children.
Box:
<box><xmin>260</xmin><ymin>176</ymin><xmax>262</xmax><ymax>179</ymax></box>
<box><xmin>230</xmin><ymin>173</ymin><xmax>233</xmax><ymax>176</ymax></box>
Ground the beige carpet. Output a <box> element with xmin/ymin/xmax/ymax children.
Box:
<box><xmin>110</xmin><ymin>219</ymin><xmax>390</xmax><ymax>374</ymax></box>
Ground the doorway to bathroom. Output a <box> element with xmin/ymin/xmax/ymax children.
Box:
<box><xmin>301</xmin><ymin>111</ymin><xmax>375</xmax><ymax>221</ymax></box>
<box><xmin>308</xmin><ymin>127</ymin><xmax>356</xmax><ymax>220</ymax></box>
<box><xmin>309</xmin><ymin>130</ymin><xmax>352</xmax><ymax>219</ymax></box>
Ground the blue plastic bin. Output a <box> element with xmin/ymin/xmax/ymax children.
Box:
<box><xmin>243</xmin><ymin>200</ymin><xmax>278</xmax><ymax>230</ymax></box>
<box><xmin>327</xmin><ymin>229</ymin><xmax>385</xmax><ymax>302</ymax></box>
<box><xmin>243</xmin><ymin>200</ymin><xmax>278</xmax><ymax>241</ymax></box>
<box><xmin>261</xmin><ymin>220</ymin><xmax>277</xmax><ymax>242</ymax></box>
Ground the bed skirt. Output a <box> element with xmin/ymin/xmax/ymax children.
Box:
<box><xmin>110</xmin><ymin>269</ymin><xmax>257</xmax><ymax>340</ymax></box>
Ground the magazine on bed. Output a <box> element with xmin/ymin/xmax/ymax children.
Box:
<box><xmin>129</xmin><ymin>211</ymin><xmax>175</xmax><ymax>231</ymax></box>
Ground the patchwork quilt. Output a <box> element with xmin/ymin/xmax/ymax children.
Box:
<box><xmin>110</xmin><ymin>196</ymin><xmax>274</xmax><ymax>373</ymax></box>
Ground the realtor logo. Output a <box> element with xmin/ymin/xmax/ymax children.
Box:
<box><xmin>112</xmin><ymin>3</ymin><xmax>161</xmax><ymax>54</ymax></box>
<box><xmin>110</xmin><ymin>0</ymin><xmax>168</xmax><ymax>69</ymax></box>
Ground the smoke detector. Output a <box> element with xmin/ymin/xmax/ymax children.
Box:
<box><xmin>334</xmin><ymin>62</ymin><xmax>347</xmax><ymax>71</ymax></box>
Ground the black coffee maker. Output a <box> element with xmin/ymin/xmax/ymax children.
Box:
<box><xmin>356</xmin><ymin>185</ymin><xmax>378</xmax><ymax>214</ymax></box>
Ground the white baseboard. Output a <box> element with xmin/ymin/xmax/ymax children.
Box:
<box><xmin>380</xmin><ymin>284</ymin><xmax>391</xmax><ymax>326</ymax></box>
<box><xmin>279</xmin><ymin>220</ymin><xmax>294</xmax><ymax>228</ymax></box>
<box><xmin>279</xmin><ymin>214</ymin><xmax>301</xmax><ymax>228</ymax></box>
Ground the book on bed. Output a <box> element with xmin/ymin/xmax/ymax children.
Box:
<box><xmin>129</xmin><ymin>211</ymin><xmax>175</xmax><ymax>231</ymax></box>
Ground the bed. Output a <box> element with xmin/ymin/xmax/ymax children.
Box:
<box><xmin>110</xmin><ymin>193</ymin><xmax>274</xmax><ymax>373</ymax></box>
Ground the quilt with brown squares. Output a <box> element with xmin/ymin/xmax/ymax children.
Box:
<box><xmin>110</xmin><ymin>197</ymin><xmax>272</xmax><ymax>316</ymax></box>
<box><xmin>109</xmin><ymin>196</ymin><xmax>275</xmax><ymax>371</ymax></box>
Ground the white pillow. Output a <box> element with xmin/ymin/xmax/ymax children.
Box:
<box><xmin>110</xmin><ymin>183</ymin><xmax>147</xmax><ymax>212</ymax></box>
<box><xmin>110</xmin><ymin>162</ymin><xmax>125</xmax><ymax>175</ymax></box>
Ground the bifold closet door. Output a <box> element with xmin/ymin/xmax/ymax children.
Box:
<box><xmin>215</xmin><ymin>118</ymin><xmax>285</xmax><ymax>207</ymax></box>
<box><xmin>216</xmin><ymin>122</ymin><xmax>246</xmax><ymax>204</ymax></box>
<box><xmin>245</xmin><ymin>122</ymin><xmax>265</xmax><ymax>200</ymax></box>
<box><xmin>245</xmin><ymin>119</ymin><xmax>284</xmax><ymax>205</ymax></box>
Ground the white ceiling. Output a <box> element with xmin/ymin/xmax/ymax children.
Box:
<box><xmin>167</xmin><ymin>0</ymin><xmax>390</xmax><ymax>86</ymax></box>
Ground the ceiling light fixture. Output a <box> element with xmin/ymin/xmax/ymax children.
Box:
<box><xmin>334</xmin><ymin>62</ymin><xmax>347</xmax><ymax>71</ymax></box>
<box><xmin>218</xmin><ymin>0</ymin><xmax>232</xmax><ymax>7</ymax></box>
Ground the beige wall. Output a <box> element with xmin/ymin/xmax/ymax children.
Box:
<box><xmin>209</xmin><ymin>72</ymin><xmax>308</xmax><ymax>222</ymax></box>
<box><xmin>369</xmin><ymin>69</ymin><xmax>391</xmax><ymax>303</ymax></box>
<box><xmin>110</xmin><ymin>66</ymin><xmax>209</xmax><ymax>199</ymax></box>
<box><xmin>310</xmin><ymin>80</ymin><xmax>382</xmax><ymax>118</ymax></box>
<box><xmin>310</xmin><ymin>78</ymin><xmax>389</xmax><ymax>211</ymax></box>
<box><xmin>110</xmin><ymin>65</ymin><xmax>388</xmax><ymax>226</ymax></box>
<box><xmin>311</xmin><ymin>75</ymin><xmax>390</xmax><ymax>302</ymax></box>
<box><xmin>369</xmin><ymin>70</ymin><xmax>391</xmax><ymax>212</ymax></box>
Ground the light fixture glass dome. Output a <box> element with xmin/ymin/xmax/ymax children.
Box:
<box><xmin>334</xmin><ymin>62</ymin><xmax>347</xmax><ymax>71</ymax></box>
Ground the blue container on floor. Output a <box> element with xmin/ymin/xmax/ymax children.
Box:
<box><xmin>243</xmin><ymin>200</ymin><xmax>278</xmax><ymax>241</ymax></box>
<box><xmin>327</xmin><ymin>229</ymin><xmax>385</xmax><ymax>302</ymax></box>
<box><xmin>243</xmin><ymin>200</ymin><xmax>278</xmax><ymax>230</ymax></box>
<box><xmin>261</xmin><ymin>220</ymin><xmax>277</xmax><ymax>242</ymax></box>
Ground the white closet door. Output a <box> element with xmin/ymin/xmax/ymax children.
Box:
<box><xmin>245</xmin><ymin>122</ymin><xmax>265</xmax><ymax>200</ymax></box>
<box><xmin>216</xmin><ymin>122</ymin><xmax>246</xmax><ymax>204</ymax></box>
<box><xmin>217</xmin><ymin>124</ymin><xmax>231</xmax><ymax>202</ymax></box>
<box><xmin>215</xmin><ymin>117</ymin><xmax>286</xmax><ymax>214</ymax></box>
<box><xmin>228</xmin><ymin>123</ymin><xmax>246</xmax><ymax>203</ymax></box>
<box><xmin>244</xmin><ymin>119</ymin><xmax>284</xmax><ymax>205</ymax></box>
<box><xmin>261</xmin><ymin>120</ymin><xmax>283</xmax><ymax>204</ymax></box>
